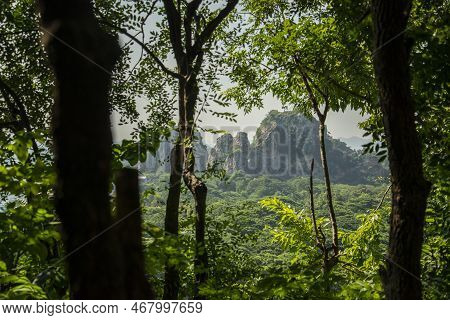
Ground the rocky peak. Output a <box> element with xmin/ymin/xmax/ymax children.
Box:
<box><xmin>144</xmin><ymin>131</ymin><xmax>209</xmax><ymax>173</ymax></box>
<box><xmin>208</xmin><ymin>110</ymin><xmax>387</xmax><ymax>184</ymax></box>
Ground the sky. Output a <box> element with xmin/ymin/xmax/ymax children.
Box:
<box><xmin>111</xmin><ymin>93</ymin><xmax>367</xmax><ymax>147</ymax></box>
<box><xmin>111</xmin><ymin>3</ymin><xmax>368</xmax><ymax>147</ymax></box>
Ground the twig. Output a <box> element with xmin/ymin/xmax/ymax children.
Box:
<box><xmin>376</xmin><ymin>184</ymin><xmax>392</xmax><ymax>210</ymax></box>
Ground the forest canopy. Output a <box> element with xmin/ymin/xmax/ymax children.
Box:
<box><xmin>0</xmin><ymin>0</ymin><xmax>448</xmax><ymax>300</ymax></box>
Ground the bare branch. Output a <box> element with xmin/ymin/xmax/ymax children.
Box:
<box><xmin>100</xmin><ymin>20</ymin><xmax>182</xmax><ymax>80</ymax></box>
<box><xmin>184</xmin><ymin>0</ymin><xmax>203</xmax><ymax>56</ymax></box>
<box><xmin>376</xmin><ymin>183</ymin><xmax>392</xmax><ymax>210</ymax></box>
<box><xmin>0</xmin><ymin>77</ymin><xmax>39</xmax><ymax>155</ymax></box>
<box><xmin>297</xmin><ymin>66</ymin><xmax>321</xmax><ymax>116</ymax></box>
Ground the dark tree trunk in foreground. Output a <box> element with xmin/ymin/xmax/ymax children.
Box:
<box><xmin>39</xmin><ymin>0</ymin><xmax>153</xmax><ymax>299</ymax></box>
<box><xmin>372</xmin><ymin>0</ymin><xmax>431</xmax><ymax>299</ymax></box>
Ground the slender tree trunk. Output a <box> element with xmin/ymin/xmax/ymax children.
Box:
<box><xmin>372</xmin><ymin>0</ymin><xmax>431</xmax><ymax>299</ymax></box>
<box><xmin>160</xmin><ymin>0</ymin><xmax>236</xmax><ymax>299</ymax></box>
<box><xmin>309</xmin><ymin>159</ymin><xmax>329</xmax><ymax>275</ymax></box>
<box><xmin>182</xmin><ymin>77</ymin><xmax>209</xmax><ymax>299</ymax></box>
<box><xmin>309</xmin><ymin>159</ymin><xmax>320</xmax><ymax>245</ymax></box>
<box><xmin>38</xmin><ymin>0</ymin><xmax>153</xmax><ymax>299</ymax></box>
<box><xmin>163</xmin><ymin>143</ymin><xmax>184</xmax><ymax>299</ymax></box>
<box><xmin>318</xmin><ymin>118</ymin><xmax>339</xmax><ymax>256</ymax></box>
<box><xmin>183</xmin><ymin>150</ymin><xmax>208</xmax><ymax>299</ymax></box>
<box><xmin>163</xmin><ymin>75</ymin><xmax>209</xmax><ymax>299</ymax></box>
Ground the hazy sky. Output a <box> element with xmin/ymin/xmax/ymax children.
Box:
<box><xmin>111</xmin><ymin>93</ymin><xmax>367</xmax><ymax>147</ymax></box>
<box><xmin>111</xmin><ymin>6</ymin><xmax>368</xmax><ymax>146</ymax></box>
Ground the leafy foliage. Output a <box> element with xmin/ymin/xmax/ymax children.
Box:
<box><xmin>0</xmin><ymin>0</ymin><xmax>447</xmax><ymax>300</ymax></box>
<box><xmin>0</xmin><ymin>131</ymin><xmax>66</xmax><ymax>299</ymax></box>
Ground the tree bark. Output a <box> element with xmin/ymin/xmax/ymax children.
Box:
<box><xmin>115</xmin><ymin>168</ymin><xmax>155</xmax><ymax>299</ymax></box>
<box><xmin>161</xmin><ymin>0</ymin><xmax>237</xmax><ymax>299</ymax></box>
<box><xmin>298</xmin><ymin>67</ymin><xmax>339</xmax><ymax>259</ymax></box>
<box><xmin>163</xmin><ymin>143</ymin><xmax>184</xmax><ymax>299</ymax></box>
<box><xmin>183</xmin><ymin>148</ymin><xmax>208</xmax><ymax>299</ymax></box>
<box><xmin>318</xmin><ymin>118</ymin><xmax>339</xmax><ymax>256</ymax></box>
<box><xmin>371</xmin><ymin>0</ymin><xmax>431</xmax><ymax>299</ymax></box>
<box><xmin>38</xmin><ymin>0</ymin><xmax>125</xmax><ymax>299</ymax></box>
<box><xmin>309</xmin><ymin>159</ymin><xmax>320</xmax><ymax>247</ymax></box>
<box><xmin>182</xmin><ymin>76</ymin><xmax>209</xmax><ymax>298</ymax></box>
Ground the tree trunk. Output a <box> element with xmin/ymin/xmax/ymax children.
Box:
<box><xmin>318</xmin><ymin>119</ymin><xmax>339</xmax><ymax>256</ymax></box>
<box><xmin>372</xmin><ymin>0</ymin><xmax>431</xmax><ymax>299</ymax></box>
<box><xmin>39</xmin><ymin>0</ymin><xmax>124</xmax><ymax>299</ymax></box>
<box><xmin>183</xmin><ymin>150</ymin><xmax>208</xmax><ymax>299</ymax></box>
<box><xmin>182</xmin><ymin>77</ymin><xmax>209</xmax><ymax>298</ymax></box>
<box><xmin>160</xmin><ymin>0</ymin><xmax>236</xmax><ymax>299</ymax></box>
<box><xmin>115</xmin><ymin>168</ymin><xmax>155</xmax><ymax>299</ymax></box>
<box><xmin>163</xmin><ymin>143</ymin><xmax>184</xmax><ymax>299</ymax></box>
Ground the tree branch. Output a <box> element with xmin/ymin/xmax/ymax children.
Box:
<box><xmin>297</xmin><ymin>66</ymin><xmax>321</xmax><ymax>116</ymax></box>
<box><xmin>189</xmin><ymin>49</ymin><xmax>204</xmax><ymax>81</ymax></box>
<box><xmin>301</xmin><ymin>64</ymin><xmax>371</xmax><ymax>103</ymax></box>
<box><xmin>99</xmin><ymin>20</ymin><xmax>182</xmax><ymax>80</ymax></box>
<box><xmin>192</xmin><ymin>0</ymin><xmax>238</xmax><ymax>53</ymax></box>
<box><xmin>0</xmin><ymin>77</ymin><xmax>39</xmax><ymax>155</ymax></box>
<box><xmin>184</xmin><ymin>0</ymin><xmax>203</xmax><ymax>57</ymax></box>
<box><xmin>376</xmin><ymin>183</ymin><xmax>392</xmax><ymax>210</ymax></box>
<box><xmin>162</xmin><ymin>0</ymin><xmax>185</xmax><ymax>65</ymax></box>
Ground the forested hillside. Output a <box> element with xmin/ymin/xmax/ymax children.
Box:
<box><xmin>0</xmin><ymin>0</ymin><xmax>448</xmax><ymax>301</ymax></box>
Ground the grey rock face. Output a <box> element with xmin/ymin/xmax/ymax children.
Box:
<box><xmin>209</xmin><ymin>133</ymin><xmax>234</xmax><ymax>172</ymax></box>
<box><xmin>144</xmin><ymin>131</ymin><xmax>209</xmax><ymax>173</ymax></box>
<box><xmin>194</xmin><ymin>134</ymin><xmax>209</xmax><ymax>172</ymax></box>
<box><xmin>233</xmin><ymin>132</ymin><xmax>250</xmax><ymax>171</ymax></box>
<box><xmin>208</xmin><ymin>110</ymin><xmax>388</xmax><ymax>184</ymax></box>
<box><xmin>209</xmin><ymin>132</ymin><xmax>251</xmax><ymax>172</ymax></box>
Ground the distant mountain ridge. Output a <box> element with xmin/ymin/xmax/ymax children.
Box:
<box><xmin>144</xmin><ymin>111</ymin><xmax>387</xmax><ymax>184</ymax></box>
<box><xmin>209</xmin><ymin>111</ymin><xmax>386</xmax><ymax>184</ymax></box>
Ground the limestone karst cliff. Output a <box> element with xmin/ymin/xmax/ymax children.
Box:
<box><xmin>143</xmin><ymin>131</ymin><xmax>209</xmax><ymax>173</ymax></box>
<box><xmin>209</xmin><ymin>111</ymin><xmax>387</xmax><ymax>184</ymax></box>
<box><xmin>144</xmin><ymin>111</ymin><xmax>387</xmax><ymax>184</ymax></box>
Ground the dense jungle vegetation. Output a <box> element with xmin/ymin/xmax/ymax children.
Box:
<box><xmin>0</xmin><ymin>0</ymin><xmax>448</xmax><ymax>300</ymax></box>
